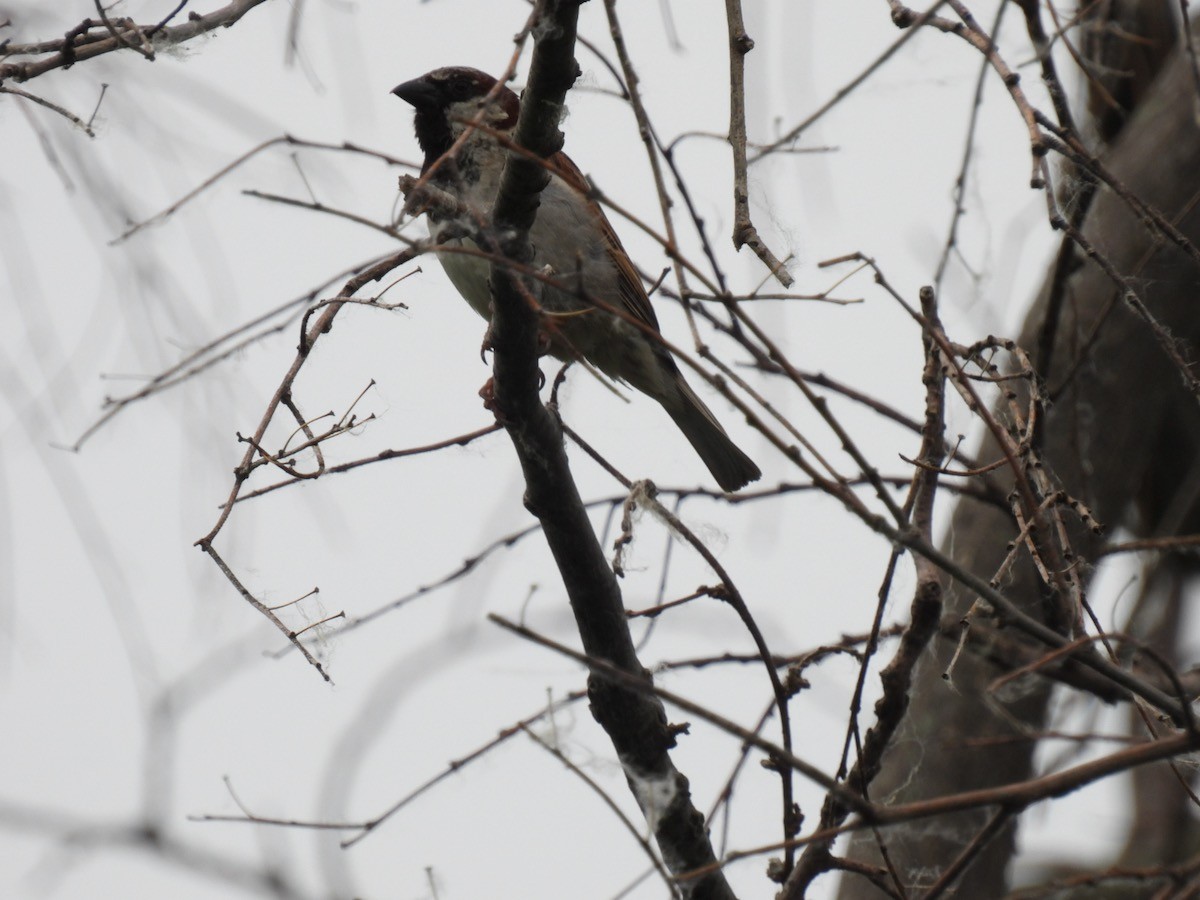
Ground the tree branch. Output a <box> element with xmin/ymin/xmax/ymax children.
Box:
<box><xmin>484</xmin><ymin>2</ymin><xmax>738</xmax><ymax>895</ymax></box>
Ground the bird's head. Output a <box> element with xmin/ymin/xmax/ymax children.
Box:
<box><xmin>393</xmin><ymin>67</ymin><xmax>520</xmax><ymax>161</ymax></box>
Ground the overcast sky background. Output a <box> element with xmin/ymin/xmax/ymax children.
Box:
<box><xmin>0</xmin><ymin>1</ymin><xmax>1141</xmax><ymax>897</ymax></box>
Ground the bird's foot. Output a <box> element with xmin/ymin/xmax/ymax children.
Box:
<box><xmin>478</xmin><ymin>377</ymin><xmax>511</xmax><ymax>426</ymax></box>
<box><xmin>479</xmin><ymin>322</ymin><xmax>495</xmax><ymax>365</ymax></box>
<box><xmin>535</xmin><ymin>328</ymin><xmax>553</xmax><ymax>359</ymax></box>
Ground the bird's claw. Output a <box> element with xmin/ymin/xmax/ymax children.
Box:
<box><xmin>479</xmin><ymin>377</ymin><xmax>511</xmax><ymax>425</ymax></box>
<box><xmin>479</xmin><ymin>322</ymin><xmax>495</xmax><ymax>365</ymax></box>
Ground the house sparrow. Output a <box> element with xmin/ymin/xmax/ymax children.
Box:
<box><xmin>393</xmin><ymin>66</ymin><xmax>761</xmax><ymax>492</ymax></box>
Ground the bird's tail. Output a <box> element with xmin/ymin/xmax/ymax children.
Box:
<box><xmin>664</xmin><ymin>376</ymin><xmax>761</xmax><ymax>492</ymax></box>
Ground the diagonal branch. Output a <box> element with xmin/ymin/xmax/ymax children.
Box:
<box><xmin>0</xmin><ymin>0</ymin><xmax>271</xmax><ymax>83</ymax></box>
<box><xmin>484</xmin><ymin>1</ymin><xmax>739</xmax><ymax>895</ymax></box>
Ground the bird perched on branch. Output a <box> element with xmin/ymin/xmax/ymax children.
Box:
<box><xmin>393</xmin><ymin>66</ymin><xmax>761</xmax><ymax>492</ymax></box>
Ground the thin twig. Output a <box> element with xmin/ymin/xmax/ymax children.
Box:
<box><xmin>723</xmin><ymin>0</ymin><xmax>793</xmax><ymax>286</ymax></box>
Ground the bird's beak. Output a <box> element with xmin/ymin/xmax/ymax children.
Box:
<box><xmin>392</xmin><ymin>77</ymin><xmax>438</xmax><ymax>109</ymax></box>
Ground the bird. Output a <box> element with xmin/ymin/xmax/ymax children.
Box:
<box><xmin>393</xmin><ymin>66</ymin><xmax>761</xmax><ymax>492</ymax></box>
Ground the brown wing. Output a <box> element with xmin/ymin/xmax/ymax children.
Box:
<box><xmin>546</xmin><ymin>150</ymin><xmax>664</xmax><ymax>336</ymax></box>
